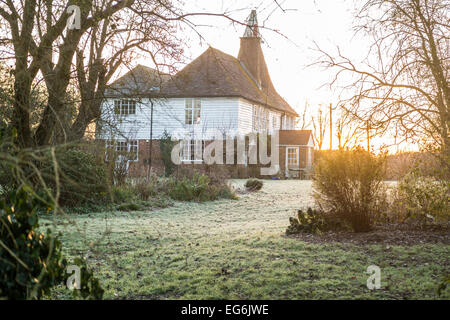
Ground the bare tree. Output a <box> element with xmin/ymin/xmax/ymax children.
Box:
<box><xmin>335</xmin><ymin>107</ymin><xmax>364</xmax><ymax>150</ymax></box>
<box><xmin>0</xmin><ymin>0</ymin><xmax>271</xmax><ymax>147</ymax></box>
<box><xmin>316</xmin><ymin>0</ymin><xmax>449</xmax><ymax>166</ymax></box>
<box><xmin>296</xmin><ymin>100</ymin><xmax>311</xmax><ymax>130</ymax></box>
<box><xmin>69</xmin><ymin>1</ymin><xmax>182</xmax><ymax>142</ymax></box>
<box><xmin>0</xmin><ymin>0</ymin><xmax>140</xmax><ymax>147</ymax></box>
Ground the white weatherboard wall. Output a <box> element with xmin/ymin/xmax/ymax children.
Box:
<box><xmin>237</xmin><ymin>98</ymin><xmax>253</xmax><ymax>135</ymax></box>
<box><xmin>99</xmin><ymin>96</ymin><xmax>296</xmax><ymax>141</ymax></box>
<box><xmin>237</xmin><ymin>97</ymin><xmax>291</xmax><ymax>135</ymax></box>
<box><xmin>99</xmin><ymin>97</ymin><xmax>240</xmax><ymax>140</ymax></box>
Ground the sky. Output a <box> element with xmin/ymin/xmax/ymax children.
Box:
<box><xmin>135</xmin><ymin>0</ymin><xmax>417</xmax><ymax>152</ymax></box>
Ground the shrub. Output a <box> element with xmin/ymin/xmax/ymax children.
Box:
<box><xmin>313</xmin><ymin>148</ymin><xmax>387</xmax><ymax>232</ymax></box>
<box><xmin>40</xmin><ymin>147</ymin><xmax>109</xmax><ymax>207</ymax></box>
<box><xmin>168</xmin><ymin>171</ymin><xmax>236</xmax><ymax>202</ymax></box>
<box><xmin>286</xmin><ymin>207</ymin><xmax>346</xmax><ymax>235</ymax></box>
<box><xmin>116</xmin><ymin>197</ymin><xmax>172</xmax><ymax>212</ymax></box>
<box><xmin>286</xmin><ymin>208</ymin><xmax>329</xmax><ymax>234</ymax></box>
<box><xmin>0</xmin><ymin>187</ymin><xmax>64</xmax><ymax>299</ymax></box>
<box><xmin>391</xmin><ymin>171</ymin><xmax>449</xmax><ymax>224</ymax></box>
<box><xmin>117</xmin><ymin>202</ymin><xmax>145</xmax><ymax>212</ymax></box>
<box><xmin>168</xmin><ymin>173</ymin><xmax>210</xmax><ymax>201</ymax></box>
<box><xmin>110</xmin><ymin>172</ymin><xmax>235</xmax><ymax>205</ymax></box>
<box><xmin>110</xmin><ymin>185</ymin><xmax>135</xmax><ymax>204</ymax></box>
<box><xmin>0</xmin><ymin>187</ymin><xmax>103</xmax><ymax>299</ymax></box>
<box><xmin>245</xmin><ymin>179</ymin><xmax>263</xmax><ymax>191</ymax></box>
<box><xmin>132</xmin><ymin>177</ymin><xmax>158</xmax><ymax>201</ymax></box>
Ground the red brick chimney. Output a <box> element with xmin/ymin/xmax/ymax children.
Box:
<box><xmin>238</xmin><ymin>10</ymin><xmax>275</xmax><ymax>92</ymax></box>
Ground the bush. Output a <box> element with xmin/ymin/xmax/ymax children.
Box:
<box><xmin>245</xmin><ymin>179</ymin><xmax>263</xmax><ymax>191</ymax></box>
<box><xmin>391</xmin><ymin>171</ymin><xmax>449</xmax><ymax>224</ymax></box>
<box><xmin>286</xmin><ymin>208</ymin><xmax>329</xmax><ymax>234</ymax></box>
<box><xmin>117</xmin><ymin>202</ymin><xmax>145</xmax><ymax>212</ymax></box>
<box><xmin>0</xmin><ymin>187</ymin><xmax>65</xmax><ymax>299</ymax></box>
<box><xmin>0</xmin><ymin>187</ymin><xmax>103</xmax><ymax>299</ymax></box>
<box><xmin>313</xmin><ymin>148</ymin><xmax>387</xmax><ymax>232</ymax></box>
<box><xmin>132</xmin><ymin>177</ymin><xmax>158</xmax><ymax>201</ymax></box>
<box><xmin>168</xmin><ymin>171</ymin><xmax>236</xmax><ymax>202</ymax></box>
<box><xmin>116</xmin><ymin>197</ymin><xmax>172</xmax><ymax>212</ymax></box>
<box><xmin>40</xmin><ymin>147</ymin><xmax>109</xmax><ymax>207</ymax></box>
<box><xmin>110</xmin><ymin>185</ymin><xmax>135</xmax><ymax>204</ymax></box>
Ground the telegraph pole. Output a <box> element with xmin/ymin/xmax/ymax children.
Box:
<box><xmin>366</xmin><ymin>120</ymin><xmax>370</xmax><ymax>151</ymax></box>
<box><xmin>148</xmin><ymin>99</ymin><xmax>154</xmax><ymax>176</ymax></box>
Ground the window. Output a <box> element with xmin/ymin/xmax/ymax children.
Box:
<box><xmin>286</xmin><ymin>117</ymin><xmax>295</xmax><ymax>129</ymax></box>
<box><xmin>272</xmin><ymin>114</ymin><xmax>278</xmax><ymax>130</ymax></box>
<box><xmin>114</xmin><ymin>99</ymin><xmax>136</xmax><ymax>115</ymax></box>
<box><xmin>181</xmin><ymin>139</ymin><xmax>204</xmax><ymax>162</ymax></box>
<box><xmin>105</xmin><ymin>140</ymin><xmax>115</xmax><ymax>161</ymax></box>
<box><xmin>252</xmin><ymin>106</ymin><xmax>274</xmax><ymax>131</ymax></box>
<box><xmin>117</xmin><ymin>141</ymin><xmax>128</xmax><ymax>152</ymax></box>
<box><xmin>105</xmin><ymin>140</ymin><xmax>138</xmax><ymax>161</ymax></box>
<box><xmin>257</xmin><ymin>107</ymin><xmax>262</xmax><ymax>131</ymax></box>
<box><xmin>287</xmin><ymin>147</ymin><xmax>299</xmax><ymax>167</ymax></box>
<box><xmin>185</xmin><ymin>99</ymin><xmax>201</xmax><ymax>125</ymax></box>
<box><xmin>128</xmin><ymin>140</ymin><xmax>138</xmax><ymax>160</ymax></box>
<box><xmin>284</xmin><ymin>116</ymin><xmax>289</xmax><ymax>129</ymax></box>
<box><xmin>252</xmin><ymin>105</ymin><xmax>258</xmax><ymax>131</ymax></box>
<box><xmin>261</xmin><ymin>108</ymin><xmax>269</xmax><ymax>131</ymax></box>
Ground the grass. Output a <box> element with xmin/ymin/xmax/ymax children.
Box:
<box><xmin>41</xmin><ymin>180</ymin><xmax>449</xmax><ymax>299</ymax></box>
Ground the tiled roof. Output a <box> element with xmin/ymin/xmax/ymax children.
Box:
<box><xmin>160</xmin><ymin>47</ymin><xmax>298</xmax><ymax>116</ymax></box>
<box><xmin>279</xmin><ymin>130</ymin><xmax>313</xmax><ymax>145</ymax></box>
<box><xmin>105</xmin><ymin>65</ymin><xmax>170</xmax><ymax>97</ymax></box>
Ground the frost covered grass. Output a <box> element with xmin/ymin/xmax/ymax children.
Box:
<box><xmin>43</xmin><ymin>180</ymin><xmax>449</xmax><ymax>299</ymax></box>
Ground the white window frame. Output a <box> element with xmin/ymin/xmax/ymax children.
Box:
<box><xmin>286</xmin><ymin>146</ymin><xmax>299</xmax><ymax>168</ymax></box>
<box><xmin>272</xmin><ymin>114</ymin><xmax>278</xmax><ymax>130</ymax></box>
<box><xmin>257</xmin><ymin>106</ymin><xmax>262</xmax><ymax>131</ymax></box>
<box><xmin>252</xmin><ymin>105</ymin><xmax>258</xmax><ymax>131</ymax></box>
<box><xmin>105</xmin><ymin>139</ymin><xmax>139</xmax><ymax>162</ymax></box>
<box><xmin>114</xmin><ymin>99</ymin><xmax>136</xmax><ymax>115</ymax></box>
<box><xmin>185</xmin><ymin>98</ymin><xmax>201</xmax><ymax>125</ymax></box>
<box><xmin>181</xmin><ymin>139</ymin><xmax>204</xmax><ymax>163</ymax></box>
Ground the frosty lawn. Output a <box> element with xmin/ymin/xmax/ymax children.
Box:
<box><xmin>44</xmin><ymin>180</ymin><xmax>449</xmax><ymax>299</ymax></box>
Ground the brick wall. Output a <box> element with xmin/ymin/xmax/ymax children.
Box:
<box><xmin>128</xmin><ymin>140</ymin><xmax>165</xmax><ymax>176</ymax></box>
<box><xmin>125</xmin><ymin>138</ymin><xmax>314</xmax><ymax>179</ymax></box>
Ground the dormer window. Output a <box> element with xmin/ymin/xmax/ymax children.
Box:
<box><xmin>185</xmin><ymin>98</ymin><xmax>201</xmax><ymax>125</ymax></box>
<box><xmin>114</xmin><ymin>99</ymin><xmax>136</xmax><ymax>115</ymax></box>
